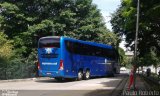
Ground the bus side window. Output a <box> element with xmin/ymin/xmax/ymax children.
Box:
<box><xmin>66</xmin><ymin>41</ymin><xmax>70</xmax><ymax>52</ymax></box>
<box><xmin>78</xmin><ymin>43</ymin><xmax>83</xmax><ymax>55</ymax></box>
<box><xmin>65</xmin><ymin>41</ymin><xmax>74</xmax><ymax>53</ymax></box>
<box><xmin>73</xmin><ymin>42</ymin><xmax>78</xmax><ymax>54</ymax></box>
<box><xmin>70</xmin><ymin>42</ymin><xmax>74</xmax><ymax>53</ymax></box>
<box><xmin>90</xmin><ymin>45</ymin><xmax>95</xmax><ymax>56</ymax></box>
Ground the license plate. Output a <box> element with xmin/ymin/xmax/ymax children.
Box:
<box><xmin>46</xmin><ymin>72</ymin><xmax>51</xmax><ymax>75</ymax></box>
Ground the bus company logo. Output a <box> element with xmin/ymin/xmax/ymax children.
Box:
<box><xmin>45</xmin><ymin>48</ymin><xmax>52</xmax><ymax>54</ymax></box>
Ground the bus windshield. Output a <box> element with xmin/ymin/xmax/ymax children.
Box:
<box><xmin>39</xmin><ymin>38</ymin><xmax>60</xmax><ymax>48</ymax></box>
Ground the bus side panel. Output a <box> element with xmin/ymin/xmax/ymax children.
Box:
<box><xmin>60</xmin><ymin>37</ymin><xmax>117</xmax><ymax>78</ymax></box>
<box><xmin>91</xmin><ymin>57</ymin><xmax>114</xmax><ymax>77</ymax></box>
<box><xmin>61</xmin><ymin>39</ymin><xmax>78</xmax><ymax>78</ymax></box>
<box><xmin>106</xmin><ymin>59</ymin><xmax>115</xmax><ymax>75</ymax></box>
<box><xmin>82</xmin><ymin>56</ymin><xmax>107</xmax><ymax>77</ymax></box>
<box><xmin>63</xmin><ymin>51</ymin><xmax>77</xmax><ymax>78</ymax></box>
<box><xmin>62</xmin><ymin>52</ymin><xmax>114</xmax><ymax>78</ymax></box>
<box><xmin>83</xmin><ymin>56</ymin><xmax>94</xmax><ymax>76</ymax></box>
<box><xmin>95</xmin><ymin>57</ymin><xmax>105</xmax><ymax>76</ymax></box>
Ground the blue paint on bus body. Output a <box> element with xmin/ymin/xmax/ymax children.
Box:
<box><xmin>38</xmin><ymin>36</ymin><xmax>119</xmax><ymax>79</ymax></box>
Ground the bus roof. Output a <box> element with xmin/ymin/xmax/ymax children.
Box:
<box><xmin>61</xmin><ymin>36</ymin><xmax>113</xmax><ymax>49</ymax></box>
<box><xmin>39</xmin><ymin>36</ymin><xmax>60</xmax><ymax>40</ymax></box>
<box><xmin>39</xmin><ymin>36</ymin><xmax>114</xmax><ymax>49</ymax></box>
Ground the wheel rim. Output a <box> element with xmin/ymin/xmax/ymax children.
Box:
<box><xmin>86</xmin><ymin>71</ymin><xmax>90</xmax><ymax>79</ymax></box>
<box><xmin>78</xmin><ymin>71</ymin><xmax>83</xmax><ymax>79</ymax></box>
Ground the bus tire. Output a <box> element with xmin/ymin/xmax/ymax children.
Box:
<box><xmin>77</xmin><ymin>70</ymin><xmax>83</xmax><ymax>81</ymax></box>
<box><xmin>84</xmin><ymin>70</ymin><xmax>90</xmax><ymax>80</ymax></box>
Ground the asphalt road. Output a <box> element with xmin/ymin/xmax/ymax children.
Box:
<box><xmin>0</xmin><ymin>71</ymin><xmax>129</xmax><ymax>96</ymax></box>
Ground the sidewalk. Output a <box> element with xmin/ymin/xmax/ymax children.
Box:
<box><xmin>121</xmin><ymin>75</ymin><xmax>159</xmax><ymax>96</ymax></box>
<box><xmin>0</xmin><ymin>77</ymin><xmax>50</xmax><ymax>83</ymax></box>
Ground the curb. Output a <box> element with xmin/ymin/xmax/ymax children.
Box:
<box><xmin>0</xmin><ymin>77</ymin><xmax>51</xmax><ymax>83</ymax></box>
<box><xmin>111</xmin><ymin>76</ymin><xmax>129</xmax><ymax>96</ymax></box>
<box><xmin>120</xmin><ymin>77</ymin><xmax>129</xmax><ymax>96</ymax></box>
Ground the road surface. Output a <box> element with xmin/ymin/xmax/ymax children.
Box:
<box><xmin>0</xmin><ymin>71</ymin><xmax>129</xmax><ymax>96</ymax></box>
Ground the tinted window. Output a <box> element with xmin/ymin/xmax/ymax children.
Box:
<box><xmin>65</xmin><ymin>40</ymin><xmax>75</xmax><ymax>53</ymax></box>
<box><xmin>65</xmin><ymin>40</ymin><xmax>116</xmax><ymax>59</ymax></box>
<box><xmin>39</xmin><ymin>38</ymin><xmax>60</xmax><ymax>48</ymax></box>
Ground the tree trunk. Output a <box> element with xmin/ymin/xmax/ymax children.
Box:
<box><xmin>155</xmin><ymin>66</ymin><xmax>157</xmax><ymax>74</ymax></box>
<box><xmin>141</xmin><ymin>66</ymin><xmax>144</xmax><ymax>74</ymax></box>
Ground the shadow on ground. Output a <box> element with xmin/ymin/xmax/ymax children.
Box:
<box><xmin>84</xmin><ymin>73</ymin><xmax>129</xmax><ymax>96</ymax></box>
<box><xmin>35</xmin><ymin>73</ymin><xmax>124</xmax><ymax>83</ymax></box>
<box><xmin>35</xmin><ymin>78</ymin><xmax>76</xmax><ymax>83</ymax></box>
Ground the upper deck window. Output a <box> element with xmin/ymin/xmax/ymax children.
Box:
<box><xmin>65</xmin><ymin>40</ymin><xmax>116</xmax><ymax>59</ymax></box>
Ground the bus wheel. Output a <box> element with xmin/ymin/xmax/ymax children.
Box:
<box><xmin>84</xmin><ymin>70</ymin><xmax>90</xmax><ymax>80</ymax></box>
<box><xmin>77</xmin><ymin>71</ymin><xmax>83</xmax><ymax>81</ymax></box>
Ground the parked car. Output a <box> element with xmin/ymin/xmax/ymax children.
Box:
<box><xmin>120</xmin><ymin>67</ymin><xmax>127</xmax><ymax>71</ymax></box>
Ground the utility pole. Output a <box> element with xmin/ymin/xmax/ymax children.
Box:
<box><xmin>133</xmin><ymin>0</ymin><xmax>140</xmax><ymax>90</ymax></box>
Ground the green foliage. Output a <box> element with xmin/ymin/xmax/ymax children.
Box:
<box><xmin>0</xmin><ymin>50</ymin><xmax>37</xmax><ymax>80</ymax></box>
<box><xmin>118</xmin><ymin>47</ymin><xmax>128</xmax><ymax>66</ymax></box>
<box><xmin>0</xmin><ymin>0</ymin><xmax>115</xmax><ymax>57</ymax></box>
<box><xmin>139</xmin><ymin>48</ymin><xmax>159</xmax><ymax>67</ymax></box>
<box><xmin>0</xmin><ymin>0</ymin><xmax>119</xmax><ymax>79</ymax></box>
<box><xmin>111</xmin><ymin>0</ymin><xmax>160</xmax><ymax>67</ymax></box>
<box><xmin>99</xmin><ymin>31</ymin><xmax>120</xmax><ymax>46</ymax></box>
<box><xmin>0</xmin><ymin>32</ymin><xmax>13</xmax><ymax>62</ymax></box>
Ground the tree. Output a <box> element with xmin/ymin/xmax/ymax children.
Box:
<box><xmin>99</xmin><ymin>31</ymin><xmax>120</xmax><ymax>46</ymax></box>
<box><xmin>0</xmin><ymin>31</ymin><xmax>13</xmax><ymax>71</ymax></box>
<box><xmin>0</xmin><ymin>0</ymin><xmax>113</xmax><ymax>57</ymax></box>
<box><xmin>150</xmin><ymin>48</ymin><xmax>159</xmax><ymax>73</ymax></box>
<box><xmin>117</xmin><ymin>47</ymin><xmax>128</xmax><ymax>66</ymax></box>
<box><xmin>111</xmin><ymin>0</ymin><xmax>160</xmax><ymax>67</ymax></box>
<box><xmin>0</xmin><ymin>0</ymin><xmax>120</xmax><ymax>79</ymax></box>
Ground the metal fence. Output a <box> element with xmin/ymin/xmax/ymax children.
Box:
<box><xmin>0</xmin><ymin>63</ymin><xmax>36</xmax><ymax>80</ymax></box>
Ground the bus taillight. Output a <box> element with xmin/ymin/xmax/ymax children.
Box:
<box><xmin>59</xmin><ymin>60</ymin><xmax>64</xmax><ymax>70</ymax></box>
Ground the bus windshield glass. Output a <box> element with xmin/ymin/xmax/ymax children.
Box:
<box><xmin>39</xmin><ymin>38</ymin><xmax>60</xmax><ymax>48</ymax></box>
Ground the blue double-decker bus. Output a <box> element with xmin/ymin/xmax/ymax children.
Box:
<box><xmin>38</xmin><ymin>36</ymin><xmax>120</xmax><ymax>80</ymax></box>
